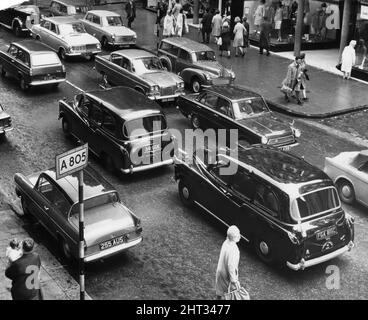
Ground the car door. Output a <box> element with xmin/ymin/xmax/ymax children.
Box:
<box><xmin>88</xmin><ymin>14</ymin><xmax>102</xmax><ymax>38</ymax></box>
<box><xmin>87</xmin><ymin>101</ymin><xmax>105</xmax><ymax>156</ymax></box>
<box><xmin>72</xmin><ymin>94</ymin><xmax>93</xmax><ymax>143</ymax></box>
<box><xmin>15</xmin><ymin>48</ymin><xmax>31</xmax><ymax>82</ymax></box>
<box><xmin>159</xmin><ymin>42</ymin><xmax>178</xmax><ymax>72</ymax></box>
<box><xmin>197</xmin><ymin>91</ymin><xmax>225</xmax><ymax>129</ymax></box>
<box><xmin>37</xmin><ymin>20</ymin><xmax>52</xmax><ymax>47</ymax></box>
<box><xmin>3</xmin><ymin>44</ymin><xmax>19</xmax><ymax>77</ymax></box>
<box><xmin>176</xmin><ymin>49</ymin><xmax>192</xmax><ymax>72</ymax></box>
<box><xmin>353</xmin><ymin>161</ymin><xmax>368</xmax><ymax>206</ymax></box>
<box><xmin>108</xmin><ymin>54</ymin><xmax>126</xmax><ymax>85</ymax></box>
<box><xmin>81</xmin><ymin>12</ymin><xmax>94</xmax><ymax>34</ymax></box>
<box><xmin>47</xmin><ymin>22</ymin><xmax>61</xmax><ymax>51</ymax></box>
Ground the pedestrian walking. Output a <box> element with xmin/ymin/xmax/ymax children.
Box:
<box><xmin>200</xmin><ymin>8</ymin><xmax>213</xmax><ymax>44</ymax></box>
<box><xmin>175</xmin><ymin>9</ymin><xmax>188</xmax><ymax>37</ymax></box>
<box><xmin>341</xmin><ymin>40</ymin><xmax>357</xmax><ymax>80</ymax></box>
<box><xmin>253</xmin><ymin>0</ymin><xmax>266</xmax><ymax>34</ymax></box>
<box><xmin>259</xmin><ymin>16</ymin><xmax>272</xmax><ymax>56</ymax></box>
<box><xmin>5</xmin><ymin>238</ymin><xmax>42</xmax><ymax>300</ymax></box>
<box><xmin>211</xmin><ymin>9</ymin><xmax>222</xmax><ymax>44</ymax></box>
<box><xmin>171</xmin><ymin>0</ymin><xmax>182</xmax><ymax>19</ymax></box>
<box><xmin>163</xmin><ymin>10</ymin><xmax>175</xmax><ymax>37</ymax></box>
<box><xmin>233</xmin><ymin>17</ymin><xmax>246</xmax><ymax>57</ymax></box>
<box><xmin>215</xmin><ymin>226</ymin><xmax>241</xmax><ymax>300</ymax></box>
<box><xmin>125</xmin><ymin>0</ymin><xmax>136</xmax><ymax>29</ymax></box>
<box><xmin>219</xmin><ymin>21</ymin><xmax>231</xmax><ymax>58</ymax></box>
<box><xmin>274</xmin><ymin>1</ymin><xmax>283</xmax><ymax>42</ymax></box>
<box><xmin>156</xmin><ymin>0</ymin><xmax>167</xmax><ymax>37</ymax></box>
<box><xmin>242</xmin><ymin>16</ymin><xmax>249</xmax><ymax>53</ymax></box>
<box><xmin>281</xmin><ymin>56</ymin><xmax>303</xmax><ymax>105</ymax></box>
<box><xmin>5</xmin><ymin>238</ymin><xmax>22</xmax><ymax>266</ymax></box>
<box><xmin>299</xmin><ymin>53</ymin><xmax>309</xmax><ymax>100</ymax></box>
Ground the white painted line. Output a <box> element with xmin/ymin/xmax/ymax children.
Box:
<box><xmin>65</xmin><ymin>80</ymin><xmax>85</xmax><ymax>92</ymax></box>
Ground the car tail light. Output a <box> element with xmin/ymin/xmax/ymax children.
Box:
<box><xmin>62</xmin><ymin>64</ymin><xmax>66</xmax><ymax>72</ymax></box>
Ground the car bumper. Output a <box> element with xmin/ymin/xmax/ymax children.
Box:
<box><xmin>66</xmin><ymin>50</ymin><xmax>101</xmax><ymax>57</ymax></box>
<box><xmin>108</xmin><ymin>41</ymin><xmax>136</xmax><ymax>46</ymax></box>
<box><xmin>30</xmin><ymin>78</ymin><xmax>66</xmax><ymax>86</ymax></box>
<box><xmin>121</xmin><ymin>158</ymin><xmax>174</xmax><ymax>174</ymax></box>
<box><xmin>84</xmin><ymin>237</ymin><xmax>142</xmax><ymax>262</ymax></box>
<box><xmin>286</xmin><ymin>241</ymin><xmax>354</xmax><ymax>271</ymax></box>
<box><xmin>148</xmin><ymin>92</ymin><xmax>185</xmax><ymax>102</ymax></box>
<box><xmin>277</xmin><ymin>142</ymin><xmax>299</xmax><ymax>151</ymax></box>
<box><xmin>0</xmin><ymin>126</ymin><xmax>13</xmax><ymax>134</ymax></box>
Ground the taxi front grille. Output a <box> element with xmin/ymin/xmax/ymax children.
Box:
<box><xmin>268</xmin><ymin>135</ymin><xmax>295</xmax><ymax>146</ymax></box>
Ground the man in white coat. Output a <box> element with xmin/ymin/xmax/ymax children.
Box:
<box><xmin>211</xmin><ymin>9</ymin><xmax>223</xmax><ymax>44</ymax></box>
<box><xmin>215</xmin><ymin>225</ymin><xmax>241</xmax><ymax>299</ymax></box>
<box><xmin>341</xmin><ymin>40</ymin><xmax>357</xmax><ymax>80</ymax></box>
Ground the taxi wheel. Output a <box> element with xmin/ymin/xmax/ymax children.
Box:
<box><xmin>62</xmin><ymin>117</ymin><xmax>71</xmax><ymax>138</ymax></box>
<box><xmin>59</xmin><ymin>237</ymin><xmax>73</xmax><ymax>262</ymax></box>
<box><xmin>178</xmin><ymin>179</ymin><xmax>194</xmax><ymax>207</ymax></box>
<box><xmin>337</xmin><ymin>180</ymin><xmax>355</xmax><ymax>204</ymax></box>
<box><xmin>59</xmin><ymin>48</ymin><xmax>67</xmax><ymax>61</ymax></box>
<box><xmin>21</xmin><ymin>197</ymin><xmax>31</xmax><ymax>217</ymax></box>
<box><xmin>190</xmin><ymin>114</ymin><xmax>201</xmax><ymax>129</ymax></box>
<box><xmin>101</xmin><ymin>37</ymin><xmax>109</xmax><ymax>49</ymax></box>
<box><xmin>19</xmin><ymin>77</ymin><xmax>29</xmax><ymax>91</ymax></box>
<box><xmin>14</xmin><ymin>25</ymin><xmax>22</xmax><ymax>37</ymax></box>
<box><xmin>254</xmin><ymin>237</ymin><xmax>275</xmax><ymax>265</ymax></box>
<box><xmin>191</xmin><ymin>77</ymin><xmax>201</xmax><ymax>93</ymax></box>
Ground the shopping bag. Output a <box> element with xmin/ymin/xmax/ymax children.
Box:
<box><xmin>224</xmin><ymin>284</ymin><xmax>250</xmax><ymax>300</ymax></box>
<box><xmin>281</xmin><ymin>84</ymin><xmax>293</xmax><ymax>94</ymax></box>
<box><xmin>335</xmin><ymin>63</ymin><xmax>342</xmax><ymax>71</ymax></box>
<box><xmin>217</xmin><ymin>37</ymin><xmax>222</xmax><ymax>46</ymax></box>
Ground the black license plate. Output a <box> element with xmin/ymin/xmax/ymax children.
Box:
<box><xmin>99</xmin><ymin>235</ymin><xmax>127</xmax><ymax>251</ymax></box>
<box><xmin>316</xmin><ymin>226</ymin><xmax>337</xmax><ymax>240</ymax></box>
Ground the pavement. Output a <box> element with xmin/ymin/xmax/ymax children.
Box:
<box><xmin>0</xmin><ymin>208</ymin><xmax>91</xmax><ymax>300</ymax></box>
<box><xmin>182</xmin><ymin>23</ymin><xmax>368</xmax><ymax>118</ymax></box>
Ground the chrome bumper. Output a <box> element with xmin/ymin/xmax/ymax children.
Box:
<box><xmin>286</xmin><ymin>241</ymin><xmax>354</xmax><ymax>271</ymax></box>
<box><xmin>277</xmin><ymin>142</ymin><xmax>299</xmax><ymax>151</ymax></box>
<box><xmin>109</xmin><ymin>41</ymin><xmax>136</xmax><ymax>46</ymax></box>
<box><xmin>84</xmin><ymin>237</ymin><xmax>142</xmax><ymax>262</ymax></box>
<box><xmin>30</xmin><ymin>78</ymin><xmax>66</xmax><ymax>86</ymax></box>
<box><xmin>66</xmin><ymin>50</ymin><xmax>101</xmax><ymax>57</ymax></box>
<box><xmin>121</xmin><ymin>158</ymin><xmax>174</xmax><ymax>174</ymax></box>
<box><xmin>0</xmin><ymin>126</ymin><xmax>13</xmax><ymax>134</ymax></box>
<box><xmin>148</xmin><ymin>92</ymin><xmax>185</xmax><ymax>101</ymax></box>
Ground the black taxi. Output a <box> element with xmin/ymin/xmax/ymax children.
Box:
<box><xmin>59</xmin><ymin>86</ymin><xmax>175</xmax><ymax>174</ymax></box>
<box><xmin>174</xmin><ymin>145</ymin><xmax>355</xmax><ymax>270</ymax></box>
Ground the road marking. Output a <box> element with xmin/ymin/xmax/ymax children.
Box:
<box><xmin>65</xmin><ymin>80</ymin><xmax>85</xmax><ymax>93</ymax></box>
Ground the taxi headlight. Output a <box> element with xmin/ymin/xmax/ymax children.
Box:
<box><xmin>177</xmin><ymin>82</ymin><xmax>185</xmax><ymax>88</ymax></box>
<box><xmin>96</xmin><ymin>43</ymin><xmax>101</xmax><ymax>50</ymax></box>
<box><xmin>150</xmin><ymin>85</ymin><xmax>160</xmax><ymax>92</ymax></box>
<box><xmin>292</xmin><ymin>127</ymin><xmax>301</xmax><ymax>138</ymax></box>
<box><xmin>261</xmin><ymin>136</ymin><xmax>268</xmax><ymax>144</ymax></box>
<box><xmin>204</xmin><ymin>73</ymin><xmax>212</xmax><ymax>81</ymax></box>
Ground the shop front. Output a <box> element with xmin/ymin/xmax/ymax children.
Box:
<box><xmin>352</xmin><ymin>0</ymin><xmax>368</xmax><ymax>81</ymax></box>
<box><xmin>235</xmin><ymin>0</ymin><xmax>342</xmax><ymax>51</ymax></box>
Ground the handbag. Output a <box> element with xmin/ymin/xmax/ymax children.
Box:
<box><xmin>224</xmin><ymin>283</ymin><xmax>250</xmax><ymax>300</ymax></box>
<box><xmin>281</xmin><ymin>83</ymin><xmax>293</xmax><ymax>94</ymax></box>
<box><xmin>335</xmin><ymin>63</ymin><xmax>342</xmax><ymax>71</ymax></box>
<box><xmin>217</xmin><ymin>37</ymin><xmax>223</xmax><ymax>46</ymax></box>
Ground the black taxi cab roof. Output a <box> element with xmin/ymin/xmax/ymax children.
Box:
<box><xmin>85</xmin><ymin>86</ymin><xmax>162</xmax><ymax>120</ymax></box>
<box><xmin>43</xmin><ymin>165</ymin><xmax>116</xmax><ymax>204</ymax></box>
<box><xmin>234</xmin><ymin>145</ymin><xmax>329</xmax><ymax>187</ymax></box>
<box><xmin>205</xmin><ymin>85</ymin><xmax>262</xmax><ymax>101</ymax></box>
<box><xmin>161</xmin><ymin>37</ymin><xmax>214</xmax><ymax>53</ymax></box>
<box><xmin>12</xmin><ymin>40</ymin><xmax>54</xmax><ymax>53</ymax></box>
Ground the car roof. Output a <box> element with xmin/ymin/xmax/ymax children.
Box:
<box><xmin>229</xmin><ymin>146</ymin><xmax>330</xmax><ymax>191</ymax></box>
<box><xmin>11</xmin><ymin>40</ymin><xmax>56</xmax><ymax>54</ymax></box>
<box><xmin>52</xmin><ymin>0</ymin><xmax>88</xmax><ymax>6</ymax></box>
<box><xmin>43</xmin><ymin>16</ymin><xmax>79</xmax><ymax>24</ymax></box>
<box><xmin>85</xmin><ymin>87</ymin><xmax>163</xmax><ymax>120</ymax></box>
<box><xmin>112</xmin><ymin>49</ymin><xmax>156</xmax><ymax>60</ymax></box>
<box><xmin>161</xmin><ymin>37</ymin><xmax>213</xmax><ymax>53</ymax></box>
<box><xmin>87</xmin><ymin>10</ymin><xmax>120</xmax><ymax>17</ymax></box>
<box><xmin>43</xmin><ymin>165</ymin><xmax>116</xmax><ymax>204</ymax></box>
<box><xmin>205</xmin><ymin>85</ymin><xmax>262</xmax><ymax>100</ymax></box>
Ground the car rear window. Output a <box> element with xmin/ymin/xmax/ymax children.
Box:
<box><xmin>123</xmin><ymin>115</ymin><xmax>167</xmax><ymax>138</ymax></box>
<box><xmin>70</xmin><ymin>191</ymin><xmax>119</xmax><ymax>216</ymax></box>
<box><xmin>31</xmin><ymin>53</ymin><xmax>60</xmax><ymax>66</ymax></box>
<box><xmin>290</xmin><ymin>187</ymin><xmax>340</xmax><ymax>221</ymax></box>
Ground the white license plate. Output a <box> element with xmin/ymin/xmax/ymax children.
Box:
<box><xmin>99</xmin><ymin>235</ymin><xmax>127</xmax><ymax>251</ymax></box>
<box><xmin>280</xmin><ymin>145</ymin><xmax>291</xmax><ymax>151</ymax></box>
<box><xmin>316</xmin><ymin>226</ymin><xmax>337</xmax><ymax>240</ymax></box>
<box><xmin>161</xmin><ymin>98</ymin><xmax>175</xmax><ymax>102</ymax></box>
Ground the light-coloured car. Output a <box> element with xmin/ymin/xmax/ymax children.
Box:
<box><xmin>48</xmin><ymin>0</ymin><xmax>90</xmax><ymax>18</ymax></box>
<box><xmin>30</xmin><ymin>16</ymin><xmax>101</xmax><ymax>60</ymax></box>
<box><xmin>80</xmin><ymin>10</ymin><xmax>137</xmax><ymax>49</ymax></box>
<box><xmin>324</xmin><ymin>150</ymin><xmax>368</xmax><ymax>206</ymax></box>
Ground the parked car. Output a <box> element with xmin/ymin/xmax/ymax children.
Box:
<box><xmin>174</xmin><ymin>145</ymin><xmax>355</xmax><ymax>270</ymax></box>
<box><xmin>0</xmin><ymin>40</ymin><xmax>66</xmax><ymax>91</ymax></box>
<box><xmin>324</xmin><ymin>150</ymin><xmax>368</xmax><ymax>206</ymax></box>
<box><xmin>157</xmin><ymin>37</ymin><xmax>235</xmax><ymax>93</ymax></box>
<box><xmin>80</xmin><ymin>10</ymin><xmax>137</xmax><ymax>48</ymax></box>
<box><xmin>30</xmin><ymin>16</ymin><xmax>101</xmax><ymax>60</ymax></box>
<box><xmin>95</xmin><ymin>49</ymin><xmax>185</xmax><ymax>102</ymax></box>
<box><xmin>0</xmin><ymin>1</ymin><xmax>40</xmax><ymax>36</ymax></box>
<box><xmin>177</xmin><ymin>85</ymin><xmax>300</xmax><ymax>150</ymax></box>
<box><xmin>14</xmin><ymin>165</ymin><xmax>143</xmax><ymax>262</ymax></box>
<box><xmin>58</xmin><ymin>86</ymin><xmax>176</xmax><ymax>174</ymax></box>
<box><xmin>0</xmin><ymin>104</ymin><xmax>13</xmax><ymax>138</ymax></box>
<box><xmin>47</xmin><ymin>0</ymin><xmax>91</xmax><ymax>18</ymax></box>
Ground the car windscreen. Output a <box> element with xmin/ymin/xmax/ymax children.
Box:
<box><xmin>73</xmin><ymin>6</ymin><xmax>88</xmax><ymax>14</ymax></box>
<box><xmin>58</xmin><ymin>22</ymin><xmax>85</xmax><ymax>35</ymax></box>
<box><xmin>70</xmin><ymin>191</ymin><xmax>119</xmax><ymax>216</ymax></box>
<box><xmin>123</xmin><ymin>115</ymin><xmax>167</xmax><ymax>138</ymax></box>
<box><xmin>31</xmin><ymin>52</ymin><xmax>60</xmax><ymax>66</ymax></box>
<box><xmin>194</xmin><ymin>50</ymin><xmax>216</xmax><ymax>61</ymax></box>
<box><xmin>290</xmin><ymin>187</ymin><xmax>340</xmax><ymax>221</ymax></box>
<box><xmin>132</xmin><ymin>57</ymin><xmax>164</xmax><ymax>74</ymax></box>
<box><xmin>233</xmin><ymin>97</ymin><xmax>269</xmax><ymax>119</ymax></box>
<box><xmin>106</xmin><ymin>16</ymin><xmax>123</xmax><ymax>26</ymax></box>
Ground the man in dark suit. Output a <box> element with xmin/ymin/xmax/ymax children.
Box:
<box><xmin>125</xmin><ymin>0</ymin><xmax>136</xmax><ymax>29</ymax></box>
<box><xmin>5</xmin><ymin>238</ymin><xmax>42</xmax><ymax>300</ymax></box>
<box><xmin>259</xmin><ymin>16</ymin><xmax>272</xmax><ymax>56</ymax></box>
<box><xmin>201</xmin><ymin>8</ymin><xmax>213</xmax><ymax>44</ymax></box>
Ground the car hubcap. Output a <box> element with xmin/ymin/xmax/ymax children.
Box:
<box><xmin>63</xmin><ymin>242</ymin><xmax>71</xmax><ymax>259</ymax></box>
<box><xmin>259</xmin><ymin>241</ymin><xmax>269</xmax><ymax>255</ymax></box>
<box><xmin>182</xmin><ymin>186</ymin><xmax>190</xmax><ymax>200</ymax></box>
<box><xmin>342</xmin><ymin>185</ymin><xmax>352</xmax><ymax>198</ymax></box>
<box><xmin>192</xmin><ymin>81</ymin><xmax>200</xmax><ymax>92</ymax></box>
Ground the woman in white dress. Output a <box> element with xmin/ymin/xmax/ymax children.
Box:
<box><xmin>233</xmin><ymin>17</ymin><xmax>246</xmax><ymax>57</ymax></box>
<box><xmin>163</xmin><ymin>10</ymin><xmax>175</xmax><ymax>37</ymax></box>
<box><xmin>341</xmin><ymin>40</ymin><xmax>357</xmax><ymax>80</ymax></box>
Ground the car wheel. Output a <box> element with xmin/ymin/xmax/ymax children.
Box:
<box><xmin>19</xmin><ymin>76</ymin><xmax>29</xmax><ymax>91</ymax></box>
<box><xmin>253</xmin><ymin>236</ymin><xmax>275</xmax><ymax>265</ymax></box>
<box><xmin>178</xmin><ymin>179</ymin><xmax>194</xmax><ymax>207</ymax></box>
<box><xmin>0</xmin><ymin>65</ymin><xmax>6</xmax><ymax>78</ymax></box>
<box><xmin>21</xmin><ymin>197</ymin><xmax>31</xmax><ymax>217</ymax></box>
<box><xmin>159</xmin><ymin>56</ymin><xmax>172</xmax><ymax>72</ymax></box>
<box><xmin>102</xmin><ymin>153</ymin><xmax>116</xmax><ymax>173</ymax></box>
<box><xmin>191</xmin><ymin>77</ymin><xmax>201</xmax><ymax>93</ymax></box>
<box><xmin>59</xmin><ymin>236</ymin><xmax>73</xmax><ymax>262</ymax></box>
<box><xmin>190</xmin><ymin>114</ymin><xmax>201</xmax><ymax>129</ymax></box>
<box><xmin>101</xmin><ymin>37</ymin><xmax>109</xmax><ymax>49</ymax></box>
<box><xmin>14</xmin><ymin>24</ymin><xmax>22</xmax><ymax>37</ymax></box>
<box><xmin>337</xmin><ymin>179</ymin><xmax>355</xmax><ymax>204</ymax></box>
<box><xmin>62</xmin><ymin>117</ymin><xmax>71</xmax><ymax>138</ymax></box>
<box><xmin>59</xmin><ymin>48</ymin><xmax>67</xmax><ymax>61</ymax></box>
